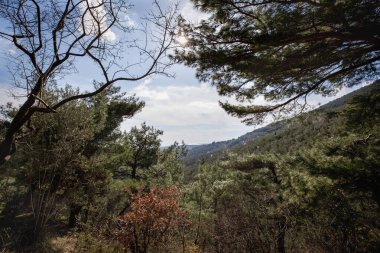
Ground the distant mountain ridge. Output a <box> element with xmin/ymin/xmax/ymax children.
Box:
<box><xmin>183</xmin><ymin>80</ymin><xmax>380</xmax><ymax>168</ymax></box>
<box><xmin>318</xmin><ymin>81</ymin><xmax>379</xmax><ymax>110</ymax></box>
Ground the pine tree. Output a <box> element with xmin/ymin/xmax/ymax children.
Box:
<box><xmin>125</xmin><ymin>123</ymin><xmax>163</xmax><ymax>179</ymax></box>
<box><xmin>176</xmin><ymin>0</ymin><xmax>380</xmax><ymax>124</ymax></box>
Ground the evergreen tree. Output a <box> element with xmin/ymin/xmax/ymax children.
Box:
<box><xmin>125</xmin><ymin>123</ymin><xmax>163</xmax><ymax>179</ymax></box>
<box><xmin>175</xmin><ymin>0</ymin><xmax>380</xmax><ymax>124</ymax></box>
<box><xmin>0</xmin><ymin>84</ymin><xmax>143</xmax><ymax>245</ymax></box>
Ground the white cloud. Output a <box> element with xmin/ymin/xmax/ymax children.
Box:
<box><xmin>121</xmin><ymin>78</ymin><xmax>368</xmax><ymax>146</ymax></box>
<box><xmin>80</xmin><ymin>0</ymin><xmax>117</xmax><ymax>42</ymax></box>
<box><xmin>188</xmin><ymin>101</ymin><xmax>218</xmax><ymax>109</ymax></box>
<box><xmin>133</xmin><ymin>79</ymin><xmax>170</xmax><ymax>100</ymax></box>
<box><xmin>0</xmin><ymin>85</ymin><xmax>25</xmax><ymax>107</ymax></box>
<box><xmin>121</xmin><ymin>80</ymin><xmax>254</xmax><ymax>146</ymax></box>
<box><xmin>122</xmin><ymin>13</ymin><xmax>136</xmax><ymax>28</ymax></box>
<box><xmin>180</xmin><ymin>0</ymin><xmax>210</xmax><ymax>24</ymax></box>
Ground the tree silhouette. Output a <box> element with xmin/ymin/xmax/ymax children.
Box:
<box><xmin>0</xmin><ymin>0</ymin><xmax>178</xmax><ymax>165</ymax></box>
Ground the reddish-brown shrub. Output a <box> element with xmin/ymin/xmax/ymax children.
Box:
<box><xmin>115</xmin><ymin>186</ymin><xmax>189</xmax><ymax>253</ymax></box>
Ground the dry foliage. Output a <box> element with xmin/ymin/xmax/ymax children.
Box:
<box><xmin>115</xmin><ymin>186</ymin><xmax>189</xmax><ymax>253</ymax></box>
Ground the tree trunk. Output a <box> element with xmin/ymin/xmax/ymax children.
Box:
<box><xmin>0</xmin><ymin>78</ymin><xmax>45</xmax><ymax>165</ymax></box>
<box><xmin>131</xmin><ymin>165</ymin><xmax>137</xmax><ymax>179</ymax></box>
<box><xmin>130</xmin><ymin>226</ymin><xmax>139</xmax><ymax>253</ymax></box>
<box><xmin>68</xmin><ymin>205</ymin><xmax>82</xmax><ymax>228</ymax></box>
<box><xmin>0</xmin><ymin>136</ymin><xmax>16</xmax><ymax>166</ymax></box>
<box><xmin>194</xmin><ymin>193</ymin><xmax>203</xmax><ymax>246</ymax></box>
<box><xmin>277</xmin><ymin>217</ymin><xmax>286</xmax><ymax>253</ymax></box>
<box><xmin>81</xmin><ymin>208</ymin><xmax>89</xmax><ymax>224</ymax></box>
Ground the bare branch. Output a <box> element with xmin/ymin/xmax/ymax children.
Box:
<box><xmin>0</xmin><ymin>0</ymin><xmax>178</xmax><ymax>165</ymax></box>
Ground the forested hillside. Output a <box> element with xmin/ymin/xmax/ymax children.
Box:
<box><xmin>184</xmin><ymin>81</ymin><xmax>380</xmax><ymax>176</ymax></box>
<box><xmin>0</xmin><ymin>0</ymin><xmax>379</xmax><ymax>252</ymax></box>
<box><xmin>183</xmin><ymin>81</ymin><xmax>380</xmax><ymax>252</ymax></box>
<box><xmin>1</xmin><ymin>79</ymin><xmax>378</xmax><ymax>253</ymax></box>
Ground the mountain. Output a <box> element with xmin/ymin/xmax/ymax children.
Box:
<box><xmin>318</xmin><ymin>81</ymin><xmax>380</xmax><ymax>110</ymax></box>
<box><xmin>184</xmin><ymin>145</ymin><xmax>200</xmax><ymax>151</ymax></box>
<box><xmin>182</xmin><ymin>121</ymin><xmax>283</xmax><ymax>167</ymax></box>
<box><xmin>183</xmin><ymin>80</ymin><xmax>380</xmax><ymax>174</ymax></box>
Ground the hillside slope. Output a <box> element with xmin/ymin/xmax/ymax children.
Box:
<box><xmin>183</xmin><ymin>80</ymin><xmax>380</xmax><ymax>172</ymax></box>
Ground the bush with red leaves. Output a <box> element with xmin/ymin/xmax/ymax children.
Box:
<box><xmin>115</xmin><ymin>186</ymin><xmax>189</xmax><ymax>253</ymax></box>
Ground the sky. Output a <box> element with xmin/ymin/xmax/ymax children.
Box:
<box><xmin>0</xmin><ymin>0</ymin><xmax>365</xmax><ymax>146</ymax></box>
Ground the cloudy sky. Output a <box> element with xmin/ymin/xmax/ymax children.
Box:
<box><xmin>0</xmin><ymin>0</ymin><xmax>364</xmax><ymax>146</ymax></box>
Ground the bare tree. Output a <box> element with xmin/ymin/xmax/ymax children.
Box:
<box><xmin>0</xmin><ymin>0</ymin><xmax>178</xmax><ymax>165</ymax></box>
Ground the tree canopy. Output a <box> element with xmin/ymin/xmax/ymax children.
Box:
<box><xmin>125</xmin><ymin>122</ymin><xmax>163</xmax><ymax>179</ymax></box>
<box><xmin>0</xmin><ymin>1</ymin><xmax>379</xmax><ymax>252</ymax></box>
<box><xmin>0</xmin><ymin>0</ymin><xmax>178</xmax><ymax>164</ymax></box>
<box><xmin>175</xmin><ymin>0</ymin><xmax>380</xmax><ymax>124</ymax></box>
